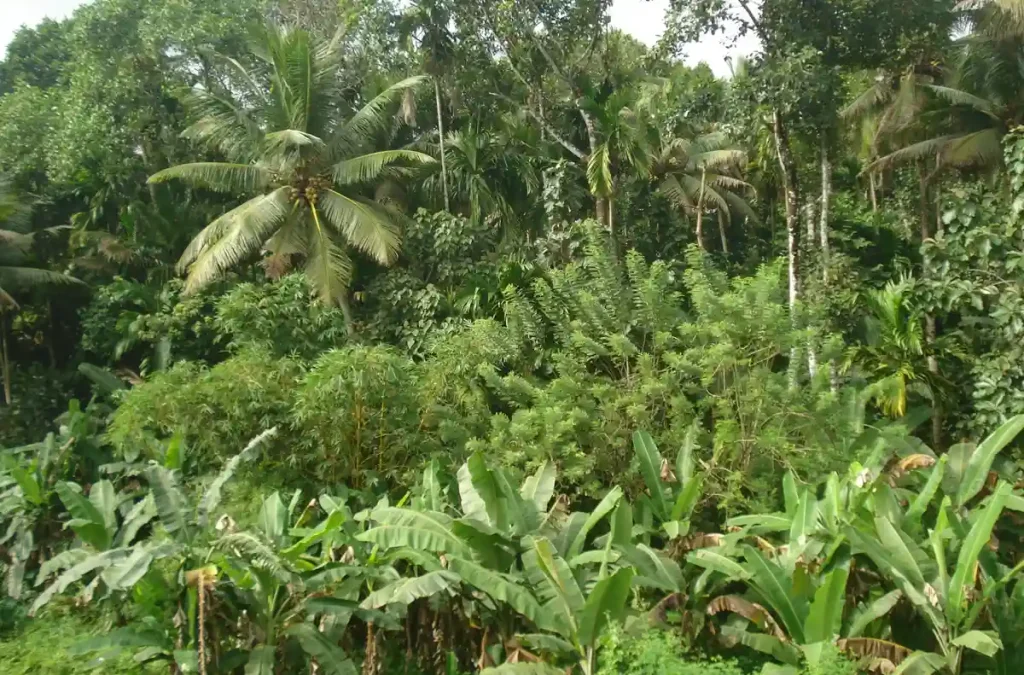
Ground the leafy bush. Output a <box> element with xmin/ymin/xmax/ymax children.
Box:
<box><xmin>292</xmin><ymin>345</ymin><xmax>427</xmax><ymax>485</ymax></box>
<box><xmin>598</xmin><ymin>626</ymin><xmax>750</xmax><ymax>675</ymax></box>
<box><xmin>214</xmin><ymin>273</ymin><xmax>349</xmax><ymax>359</ymax></box>
<box><xmin>106</xmin><ymin>348</ymin><xmax>300</xmax><ymax>470</ymax></box>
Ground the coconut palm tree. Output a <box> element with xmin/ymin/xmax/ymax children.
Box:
<box><xmin>0</xmin><ymin>180</ymin><xmax>84</xmax><ymax>403</ymax></box>
<box><xmin>148</xmin><ymin>25</ymin><xmax>435</xmax><ymax>331</ymax></box>
<box><xmin>650</xmin><ymin>131</ymin><xmax>757</xmax><ymax>253</ymax></box>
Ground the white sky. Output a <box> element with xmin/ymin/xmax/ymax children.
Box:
<box><xmin>1</xmin><ymin>0</ymin><xmax>754</xmax><ymax>76</ymax></box>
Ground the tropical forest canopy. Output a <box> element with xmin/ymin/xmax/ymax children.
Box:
<box><xmin>2</xmin><ymin>1</ymin><xmax>1024</xmax><ymax>674</ymax></box>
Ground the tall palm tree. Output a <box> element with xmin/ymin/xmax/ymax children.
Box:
<box><xmin>421</xmin><ymin>123</ymin><xmax>539</xmax><ymax>230</ymax></box>
<box><xmin>0</xmin><ymin>180</ymin><xmax>84</xmax><ymax>403</ymax></box>
<box><xmin>650</xmin><ymin>131</ymin><xmax>757</xmax><ymax>253</ymax></box>
<box><xmin>148</xmin><ymin>26</ymin><xmax>435</xmax><ymax>330</ymax></box>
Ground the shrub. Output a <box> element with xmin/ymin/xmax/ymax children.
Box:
<box><xmin>106</xmin><ymin>348</ymin><xmax>300</xmax><ymax>470</ymax></box>
<box><xmin>213</xmin><ymin>273</ymin><xmax>348</xmax><ymax>360</ymax></box>
<box><xmin>292</xmin><ymin>345</ymin><xmax>427</xmax><ymax>485</ymax></box>
<box><xmin>597</xmin><ymin>626</ymin><xmax>750</xmax><ymax>675</ymax></box>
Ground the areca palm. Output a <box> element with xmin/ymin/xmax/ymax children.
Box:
<box><xmin>650</xmin><ymin>131</ymin><xmax>757</xmax><ymax>252</ymax></box>
<box><xmin>148</xmin><ymin>26</ymin><xmax>435</xmax><ymax>330</ymax></box>
<box><xmin>422</xmin><ymin>123</ymin><xmax>539</xmax><ymax>230</ymax></box>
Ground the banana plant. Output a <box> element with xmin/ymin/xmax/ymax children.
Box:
<box><xmin>631</xmin><ymin>429</ymin><xmax>703</xmax><ymax>540</ymax></box>
<box><xmin>360</xmin><ymin>453</ymin><xmax>629</xmax><ymax>667</ymax></box>
<box><xmin>0</xmin><ymin>432</ymin><xmax>75</xmax><ymax>599</ymax></box>
<box><xmin>28</xmin><ymin>428</ymin><xmax>277</xmax><ymax>674</ymax></box>
<box><xmin>214</xmin><ymin>489</ymin><xmax>390</xmax><ymax>675</ymax></box>
<box><xmin>845</xmin><ymin>483</ymin><xmax>1018</xmax><ymax>674</ymax></box>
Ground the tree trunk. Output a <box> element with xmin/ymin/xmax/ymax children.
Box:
<box><xmin>434</xmin><ymin>78</ymin><xmax>450</xmax><ymax>212</ymax></box>
<box><xmin>773</xmin><ymin>111</ymin><xmax>801</xmax><ymax>384</ymax></box>
<box><xmin>696</xmin><ymin>168</ymin><xmax>707</xmax><ymax>250</ymax></box>
<box><xmin>919</xmin><ymin>165</ymin><xmax>941</xmax><ymax>449</ymax></box>
<box><xmin>718</xmin><ymin>210</ymin><xmax>729</xmax><ymax>254</ymax></box>
<box><xmin>869</xmin><ymin>172</ymin><xmax>878</xmax><ymax>212</ymax></box>
<box><xmin>1</xmin><ymin>311</ymin><xmax>11</xmax><ymax>405</ymax></box>
<box><xmin>339</xmin><ymin>293</ymin><xmax>356</xmax><ymax>337</ymax></box>
<box><xmin>579</xmin><ymin>107</ymin><xmax>607</xmax><ymax>226</ymax></box>
<box><xmin>820</xmin><ymin>139</ymin><xmax>838</xmax><ymax>391</ymax></box>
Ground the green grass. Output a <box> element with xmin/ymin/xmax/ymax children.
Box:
<box><xmin>0</xmin><ymin>608</ymin><xmax>148</xmax><ymax>675</ymax></box>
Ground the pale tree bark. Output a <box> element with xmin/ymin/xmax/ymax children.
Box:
<box><xmin>579</xmin><ymin>107</ymin><xmax>609</xmax><ymax>227</ymax></box>
<box><xmin>695</xmin><ymin>168</ymin><xmax>707</xmax><ymax>250</ymax></box>
<box><xmin>773</xmin><ymin>111</ymin><xmax>801</xmax><ymax>385</ymax></box>
<box><xmin>819</xmin><ymin>139</ymin><xmax>838</xmax><ymax>392</ymax></box>
<box><xmin>718</xmin><ymin>210</ymin><xmax>729</xmax><ymax>254</ymax></box>
<box><xmin>434</xmin><ymin>78</ymin><xmax>450</xmax><ymax>212</ymax></box>
<box><xmin>1</xmin><ymin>310</ymin><xmax>11</xmax><ymax>405</ymax></box>
<box><xmin>869</xmin><ymin>172</ymin><xmax>878</xmax><ymax>212</ymax></box>
<box><xmin>919</xmin><ymin>164</ymin><xmax>941</xmax><ymax>449</ymax></box>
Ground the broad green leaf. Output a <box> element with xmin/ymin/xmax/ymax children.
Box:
<box><xmin>88</xmin><ymin>480</ymin><xmax>118</xmax><ymax>536</ymax></box>
<box><xmin>36</xmin><ymin>549</ymin><xmax>90</xmax><ymax>586</ymax></box>
<box><xmin>905</xmin><ymin>456</ymin><xmax>947</xmax><ymax>524</ymax></box>
<box><xmin>874</xmin><ymin>517</ymin><xmax>926</xmax><ymax>590</ymax></box>
<box><xmin>360</xmin><ymin>570</ymin><xmax>458</xmax><ymax>609</ymax></box>
<box><xmin>114</xmin><ymin>495</ymin><xmax>157</xmax><ymax>548</ymax></box>
<box><xmin>577</xmin><ymin>567</ymin><xmax>634</xmax><ymax>646</ymax></box>
<box><xmin>447</xmin><ymin>558</ymin><xmax>548</xmax><ymax>629</ymax></box>
<box><xmin>257</xmin><ymin>492</ymin><xmax>288</xmax><ymax>542</ymax></box>
<box><xmin>891</xmin><ymin>651</ymin><xmax>945</xmax><ymax>675</ymax></box>
<box><xmin>567</xmin><ymin>486</ymin><xmax>623</xmax><ymax>560</ymax></box>
<box><xmin>632</xmin><ymin>431</ymin><xmax>668</xmax><ymax>520</ymax></box>
<box><xmin>520</xmin><ymin>461</ymin><xmax>557</xmax><ymax>514</ymax></box>
<box><xmin>492</xmin><ymin>467</ymin><xmax>530</xmax><ymax>535</ymax></box>
<box><xmin>421</xmin><ymin>460</ymin><xmax>444</xmax><ymax>512</ymax></box>
<box><xmin>948</xmin><ymin>482</ymin><xmax>1010</xmax><ymax>626</ymax></box>
<box><xmin>742</xmin><ymin>546</ymin><xmax>806</xmax><ymax>644</ymax></box>
<box><xmin>789</xmin><ymin>489</ymin><xmax>819</xmax><ymax>544</ymax></box>
<box><xmin>4</xmin><ymin>459</ymin><xmax>41</xmax><ymax>506</ymax></box>
<box><xmin>458</xmin><ymin>453</ymin><xmax>505</xmax><ymax>528</ymax></box>
<box><xmin>782</xmin><ymin>471</ymin><xmax>799</xmax><ymax>517</ymax></box>
<box><xmin>957</xmin><ymin>415</ymin><xmax>1024</xmax><ymax>506</ymax></box>
<box><xmin>847</xmin><ymin>590</ymin><xmax>902</xmax><ymax>638</ymax></box>
<box><xmin>686</xmin><ymin>549</ymin><xmax>750</xmax><ymax>580</ymax></box>
<box><xmin>145</xmin><ymin>465</ymin><xmax>189</xmax><ymax>539</ymax></box>
<box><xmin>951</xmin><ymin>630</ymin><xmax>1002</xmax><ymax>657</ymax></box>
<box><xmin>56</xmin><ymin>482</ymin><xmax>111</xmax><ymax>550</ymax></box>
<box><xmin>670</xmin><ymin>473</ymin><xmax>702</xmax><ymax>523</ymax></box>
<box><xmin>719</xmin><ymin>625</ymin><xmax>801</xmax><ymax>666</ymax></box>
<box><xmin>359</xmin><ymin>508</ymin><xmax>468</xmax><ymax>557</ymax></box>
<box><xmin>245</xmin><ymin>646</ymin><xmax>275</xmax><ymax>675</ymax></box>
<box><xmin>516</xmin><ymin>633</ymin><xmax>577</xmax><ymax>656</ymax></box>
<box><xmin>282</xmin><ymin>510</ymin><xmax>345</xmax><ymax>560</ymax></box>
<box><xmin>804</xmin><ymin>560</ymin><xmax>850</xmax><ymax>643</ymax></box>
<box><xmin>288</xmin><ymin>624</ymin><xmax>358</xmax><ymax>675</ymax></box>
<box><xmin>30</xmin><ymin>549</ymin><xmax>130</xmax><ymax>615</ymax></box>
<box><xmin>727</xmin><ymin>514</ymin><xmax>791</xmax><ymax>533</ymax></box>
<box><xmin>618</xmin><ymin>543</ymin><xmax>682</xmax><ymax>592</ymax></box>
<box><xmin>675</xmin><ymin>423</ymin><xmax>698</xmax><ymax>486</ymax></box>
<box><xmin>528</xmin><ymin>537</ymin><xmax>585</xmax><ymax>621</ymax></box>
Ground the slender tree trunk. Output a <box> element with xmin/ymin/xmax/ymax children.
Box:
<box><xmin>608</xmin><ymin>193</ymin><xmax>615</xmax><ymax>241</ymax></box>
<box><xmin>696</xmin><ymin>168</ymin><xmax>707</xmax><ymax>250</ymax></box>
<box><xmin>773</xmin><ymin>111</ymin><xmax>801</xmax><ymax>385</ymax></box>
<box><xmin>339</xmin><ymin>293</ymin><xmax>356</xmax><ymax>337</ymax></box>
<box><xmin>820</xmin><ymin>139</ymin><xmax>838</xmax><ymax>391</ymax></box>
<box><xmin>919</xmin><ymin>165</ymin><xmax>941</xmax><ymax>449</ymax></box>
<box><xmin>1</xmin><ymin>311</ymin><xmax>11</xmax><ymax>405</ymax></box>
<box><xmin>718</xmin><ymin>210</ymin><xmax>729</xmax><ymax>254</ymax></box>
<box><xmin>434</xmin><ymin>78</ymin><xmax>450</xmax><ymax>212</ymax></box>
<box><xmin>869</xmin><ymin>172</ymin><xmax>878</xmax><ymax>212</ymax></box>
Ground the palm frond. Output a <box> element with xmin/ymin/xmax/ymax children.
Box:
<box><xmin>941</xmin><ymin>127</ymin><xmax>1003</xmax><ymax>169</ymax></box>
<box><xmin>332</xmin><ymin>150</ymin><xmax>436</xmax><ymax>186</ymax></box>
<box><xmin>305</xmin><ymin>206</ymin><xmax>354</xmax><ymax>305</ymax></box>
<box><xmin>693</xmin><ymin>149</ymin><xmax>748</xmax><ymax>171</ymax></box>
<box><xmin>587</xmin><ymin>143</ymin><xmax>613</xmax><ymax>198</ymax></box>
<box><xmin>866</xmin><ymin>135</ymin><xmax>962</xmax><ymax>173</ymax></box>
<box><xmin>330</xmin><ymin>76</ymin><xmax>429</xmax><ymax>159</ymax></box>
<box><xmin>182</xmin><ymin>90</ymin><xmax>265</xmax><ymax>162</ymax></box>
<box><xmin>658</xmin><ymin>175</ymin><xmax>696</xmax><ymax>210</ymax></box>
<box><xmin>0</xmin><ymin>266</ymin><xmax>85</xmax><ymax>291</ymax></box>
<box><xmin>180</xmin><ymin>188</ymin><xmax>292</xmax><ymax>293</ymax></box>
<box><xmin>922</xmin><ymin>84</ymin><xmax>1000</xmax><ymax>118</ymax></box>
<box><xmin>148</xmin><ymin>163</ymin><xmax>274</xmax><ymax>193</ymax></box>
<box><xmin>841</xmin><ymin>78</ymin><xmax>893</xmax><ymax>120</ymax></box>
<box><xmin>722</xmin><ymin>190</ymin><xmax>761</xmax><ymax>224</ymax></box>
<box><xmin>318</xmin><ymin>190</ymin><xmax>401</xmax><ymax>264</ymax></box>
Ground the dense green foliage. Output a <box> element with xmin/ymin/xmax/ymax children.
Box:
<box><xmin>4</xmin><ymin>0</ymin><xmax>1024</xmax><ymax>673</ymax></box>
